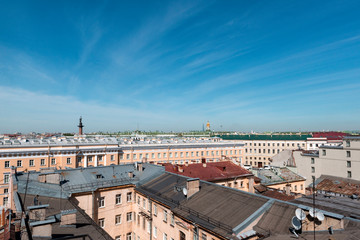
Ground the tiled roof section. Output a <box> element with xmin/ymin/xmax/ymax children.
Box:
<box><xmin>217</xmin><ymin>134</ymin><xmax>311</xmax><ymax>141</ymax></box>
<box><xmin>315</xmin><ymin>175</ymin><xmax>360</xmax><ymax>196</ymax></box>
<box><xmin>312</xmin><ymin>131</ymin><xmax>350</xmax><ymax>140</ymax></box>
<box><xmin>163</xmin><ymin>161</ymin><xmax>252</xmax><ymax>181</ymax></box>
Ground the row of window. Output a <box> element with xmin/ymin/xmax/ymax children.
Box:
<box><xmin>245</xmin><ymin>149</ymin><xmax>283</xmax><ymax>154</ymax></box>
<box><xmin>245</xmin><ymin>142</ymin><xmax>305</xmax><ymax>147</ymax></box>
<box><xmin>322</xmin><ymin>150</ymin><xmax>352</xmax><ymax>158</ymax></box>
<box><xmin>4</xmin><ymin>158</ymin><xmax>71</xmax><ymax>168</ymax></box>
<box><xmin>98</xmin><ymin>192</ymin><xmax>132</xmax><ymax>207</ymax></box>
<box><xmin>121</xmin><ymin>150</ymin><xmax>239</xmax><ymax>160</ymax></box>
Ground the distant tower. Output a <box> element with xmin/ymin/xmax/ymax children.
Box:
<box><xmin>78</xmin><ymin>116</ymin><xmax>84</xmax><ymax>135</ymax></box>
<box><xmin>206</xmin><ymin>121</ymin><xmax>210</xmax><ymax>131</ymax></box>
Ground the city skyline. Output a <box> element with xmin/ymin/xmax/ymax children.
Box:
<box><xmin>1</xmin><ymin>0</ymin><xmax>360</xmax><ymax>132</ymax></box>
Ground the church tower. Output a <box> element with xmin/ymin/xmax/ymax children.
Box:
<box><xmin>78</xmin><ymin>116</ymin><xmax>84</xmax><ymax>135</ymax></box>
<box><xmin>206</xmin><ymin>121</ymin><xmax>210</xmax><ymax>131</ymax></box>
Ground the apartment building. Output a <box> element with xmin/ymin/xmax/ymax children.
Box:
<box><xmin>293</xmin><ymin>136</ymin><xmax>360</xmax><ymax>186</ymax></box>
<box><xmin>10</xmin><ymin>163</ymin><xmax>360</xmax><ymax>239</ymax></box>
<box><xmin>219</xmin><ymin>133</ymin><xmax>346</xmax><ymax>168</ymax></box>
<box><xmin>219</xmin><ymin>134</ymin><xmax>310</xmax><ymax>168</ymax></box>
<box><xmin>0</xmin><ymin>136</ymin><xmax>243</xmax><ymax>207</ymax></box>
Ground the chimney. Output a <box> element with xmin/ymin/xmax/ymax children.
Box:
<box><xmin>202</xmin><ymin>158</ymin><xmax>206</xmax><ymax>167</ymax></box>
<box><xmin>185</xmin><ymin>162</ymin><xmax>189</xmax><ymax>166</ymax></box>
<box><xmin>285</xmin><ymin>183</ymin><xmax>291</xmax><ymax>195</ymax></box>
<box><xmin>248</xmin><ymin>177</ymin><xmax>255</xmax><ymax>193</ymax></box>
<box><xmin>137</xmin><ymin>163</ymin><xmax>143</xmax><ymax>172</ymax></box>
<box><xmin>128</xmin><ymin>172</ymin><xmax>134</xmax><ymax>178</ymax></box>
<box><xmin>186</xmin><ymin>178</ymin><xmax>200</xmax><ymax>198</ymax></box>
<box><xmin>178</xmin><ymin>165</ymin><xmax>183</xmax><ymax>173</ymax></box>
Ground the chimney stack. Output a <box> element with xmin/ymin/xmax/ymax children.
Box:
<box><xmin>178</xmin><ymin>165</ymin><xmax>184</xmax><ymax>173</ymax></box>
<box><xmin>186</xmin><ymin>178</ymin><xmax>200</xmax><ymax>198</ymax></box>
<box><xmin>202</xmin><ymin>158</ymin><xmax>206</xmax><ymax>167</ymax></box>
<box><xmin>285</xmin><ymin>183</ymin><xmax>291</xmax><ymax>195</ymax></box>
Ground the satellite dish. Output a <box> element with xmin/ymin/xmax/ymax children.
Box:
<box><xmin>292</xmin><ymin>216</ymin><xmax>302</xmax><ymax>230</ymax></box>
<box><xmin>182</xmin><ymin>187</ymin><xmax>188</xmax><ymax>196</ymax></box>
<box><xmin>316</xmin><ymin>211</ymin><xmax>325</xmax><ymax>221</ymax></box>
<box><xmin>309</xmin><ymin>208</ymin><xmax>316</xmax><ymax>218</ymax></box>
<box><xmin>295</xmin><ymin>208</ymin><xmax>306</xmax><ymax>221</ymax></box>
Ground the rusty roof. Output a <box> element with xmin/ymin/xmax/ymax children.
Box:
<box><xmin>163</xmin><ymin>161</ymin><xmax>253</xmax><ymax>182</ymax></box>
<box><xmin>315</xmin><ymin>175</ymin><xmax>360</xmax><ymax>196</ymax></box>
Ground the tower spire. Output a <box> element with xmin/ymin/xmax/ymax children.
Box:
<box><xmin>78</xmin><ymin>116</ymin><xmax>84</xmax><ymax>135</ymax></box>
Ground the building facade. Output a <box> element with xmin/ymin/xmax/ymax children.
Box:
<box><xmin>293</xmin><ymin>136</ymin><xmax>360</xmax><ymax>186</ymax></box>
<box><xmin>0</xmin><ymin>136</ymin><xmax>243</xmax><ymax>208</ymax></box>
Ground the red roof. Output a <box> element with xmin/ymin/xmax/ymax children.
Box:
<box><xmin>164</xmin><ymin>161</ymin><xmax>252</xmax><ymax>182</ymax></box>
<box><xmin>312</xmin><ymin>132</ymin><xmax>350</xmax><ymax>140</ymax></box>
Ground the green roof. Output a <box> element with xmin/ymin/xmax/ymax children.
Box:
<box><xmin>216</xmin><ymin>134</ymin><xmax>311</xmax><ymax>141</ymax></box>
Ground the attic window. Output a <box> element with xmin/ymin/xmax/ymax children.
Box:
<box><xmin>96</xmin><ymin>174</ymin><xmax>103</xmax><ymax>179</ymax></box>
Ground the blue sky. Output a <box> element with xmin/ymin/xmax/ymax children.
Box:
<box><xmin>1</xmin><ymin>0</ymin><xmax>360</xmax><ymax>133</ymax></box>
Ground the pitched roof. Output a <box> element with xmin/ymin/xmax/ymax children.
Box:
<box><xmin>315</xmin><ymin>175</ymin><xmax>360</xmax><ymax>196</ymax></box>
<box><xmin>163</xmin><ymin>161</ymin><xmax>252</xmax><ymax>181</ymax></box>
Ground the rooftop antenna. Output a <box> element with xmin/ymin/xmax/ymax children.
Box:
<box><xmin>312</xmin><ymin>175</ymin><xmax>316</xmax><ymax>240</ymax></box>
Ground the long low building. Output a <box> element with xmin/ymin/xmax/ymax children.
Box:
<box><xmin>0</xmin><ymin>136</ymin><xmax>243</xmax><ymax>208</ymax></box>
<box><xmin>9</xmin><ymin>163</ymin><xmax>360</xmax><ymax>239</ymax></box>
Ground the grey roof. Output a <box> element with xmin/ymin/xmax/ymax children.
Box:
<box><xmin>15</xmin><ymin>163</ymin><xmax>165</xmax><ymax>198</ymax></box>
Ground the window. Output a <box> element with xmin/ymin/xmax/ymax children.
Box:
<box><xmin>139</xmin><ymin>154</ymin><xmax>143</xmax><ymax>159</ymax></box>
<box><xmin>126</xmin><ymin>233</ymin><xmax>132</xmax><ymax>240</ymax></box>
<box><xmin>4</xmin><ymin>188</ymin><xmax>8</xmax><ymax>194</ymax></box>
<box><xmin>51</xmin><ymin>158</ymin><xmax>56</xmax><ymax>165</ymax></box>
<box><xmin>17</xmin><ymin>160</ymin><xmax>22</xmax><ymax>167</ymax></box>
<box><xmin>115</xmin><ymin>236</ymin><xmax>121</xmax><ymax>240</ymax></box>
<box><xmin>201</xmin><ymin>233</ymin><xmax>207</xmax><ymax>240</ymax></box>
<box><xmin>347</xmin><ymin>151</ymin><xmax>351</xmax><ymax>158</ymax></box>
<box><xmin>143</xmin><ymin>198</ymin><xmax>146</xmax><ymax>208</ymax></box>
<box><xmin>111</xmin><ymin>155</ymin><xmax>114</xmax><ymax>161</ymax></box>
<box><xmin>99</xmin><ymin>218</ymin><xmax>105</xmax><ymax>228</ymax></box>
<box><xmin>347</xmin><ymin>161</ymin><xmax>351</xmax><ymax>168</ymax></box>
<box><xmin>154</xmin><ymin>204</ymin><xmax>158</xmax><ymax>216</ymax></box>
<box><xmin>163</xmin><ymin>210</ymin><xmax>168</xmax><ymax>222</ymax></box>
<box><xmin>77</xmin><ymin>157</ymin><xmax>82</xmax><ymax>162</ymax></box>
<box><xmin>5</xmin><ymin>161</ymin><xmax>9</xmax><ymax>168</ymax></box>
<box><xmin>180</xmin><ymin>231</ymin><xmax>186</xmax><ymax>240</ymax></box>
<box><xmin>99</xmin><ymin>197</ymin><xmax>105</xmax><ymax>208</ymax></box>
<box><xmin>147</xmin><ymin>220</ymin><xmax>151</xmax><ymax>233</ymax></box>
<box><xmin>322</xmin><ymin>150</ymin><xmax>326</xmax><ymax>156</ymax></box>
<box><xmin>89</xmin><ymin>156</ymin><xmax>93</xmax><ymax>162</ymax></box>
<box><xmin>127</xmin><ymin>212</ymin><xmax>133</xmax><ymax>222</ymax></box>
<box><xmin>66</xmin><ymin>158</ymin><xmax>71</xmax><ymax>164</ymax></box>
<box><xmin>133</xmin><ymin>154</ymin><xmax>137</xmax><ymax>160</ymax></box>
<box><xmin>346</xmin><ymin>140</ymin><xmax>350</xmax><ymax>147</ymax></box>
<box><xmin>170</xmin><ymin>213</ymin><xmax>175</xmax><ymax>226</ymax></box>
<box><xmin>163</xmin><ymin>233</ymin><xmax>167</xmax><ymax>240</ymax></box>
<box><xmin>301</xmin><ymin>184</ymin><xmax>303</xmax><ymax>190</ymax></box>
<box><xmin>126</xmin><ymin>154</ymin><xmax>130</xmax><ymax>160</ymax></box>
<box><xmin>348</xmin><ymin>171</ymin><xmax>352</xmax><ymax>178</ymax></box>
<box><xmin>164</xmin><ymin>153</ymin><xmax>167</xmax><ymax>158</ymax></box>
<box><xmin>311</xmin><ymin>158</ymin><xmax>315</xmax><ymax>164</ymax></box>
<box><xmin>154</xmin><ymin>226</ymin><xmax>158</xmax><ymax>238</ymax></box>
<box><xmin>41</xmin><ymin>159</ymin><xmax>45</xmax><ymax>166</ymax></box>
<box><xmin>116</xmin><ymin>194</ymin><xmax>122</xmax><ymax>204</ymax></box>
<box><xmin>115</xmin><ymin>214</ymin><xmax>121</xmax><ymax>225</ymax></box>
<box><xmin>158</xmin><ymin>153</ymin><xmax>161</xmax><ymax>158</ymax></box>
<box><xmin>311</xmin><ymin>167</ymin><xmax>315</xmax><ymax>173</ymax></box>
<box><xmin>169</xmin><ymin>153</ymin><xmax>173</xmax><ymax>158</ymax></box>
<box><xmin>137</xmin><ymin>196</ymin><xmax>140</xmax><ymax>205</ymax></box>
<box><xmin>3</xmin><ymin>197</ymin><xmax>8</xmax><ymax>206</ymax></box>
<box><xmin>294</xmin><ymin>185</ymin><xmax>297</xmax><ymax>191</ymax></box>
<box><xmin>127</xmin><ymin>192</ymin><xmax>132</xmax><ymax>202</ymax></box>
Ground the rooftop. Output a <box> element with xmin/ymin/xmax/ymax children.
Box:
<box><xmin>163</xmin><ymin>161</ymin><xmax>252</xmax><ymax>182</ymax></box>
<box><xmin>217</xmin><ymin>134</ymin><xmax>311</xmax><ymax>141</ymax></box>
<box><xmin>252</xmin><ymin>167</ymin><xmax>305</xmax><ymax>186</ymax></box>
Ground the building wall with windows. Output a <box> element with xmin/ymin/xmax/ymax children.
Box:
<box><xmin>0</xmin><ymin>137</ymin><xmax>243</xmax><ymax>208</ymax></box>
<box><xmin>241</xmin><ymin>140</ymin><xmax>306</xmax><ymax>168</ymax></box>
<box><xmin>294</xmin><ymin>136</ymin><xmax>360</xmax><ymax>186</ymax></box>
